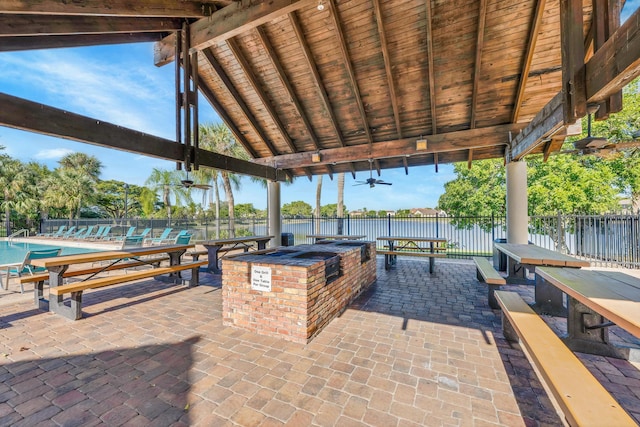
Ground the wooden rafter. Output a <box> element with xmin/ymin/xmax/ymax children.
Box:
<box><xmin>0</xmin><ymin>91</ymin><xmax>284</xmax><ymax>181</ymax></box>
<box><xmin>227</xmin><ymin>38</ymin><xmax>296</xmax><ymax>154</ymax></box>
<box><xmin>0</xmin><ymin>15</ymin><xmax>182</xmax><ymax>36</ymax></box>
<box><xmin>425</xmin><ymin>0</ymin><xmax>437</xmax><ymax>134</ymax></box>
<box><xmin>198</xmin><ymin>81</ymin><xmax>258</xmax><ymax>159</ymax></box>
<box><xmin>0</xmin><ymin>33</ymin><xmax>162</xmax><ymax>51</ymax></box>
<box><xmin>0</xmin><ymin>0</ymin><xmax>211</xmax><ymax>17</ymax></box>
<box><xmin>254</xmin><ymin>124</ymin><xmax>523</xmax><ymax>169</ymax></box>
<box><xmin>327</xmin><ymin>0</ymin><xmax>373</xmax><ymax>146</ymax></box>
<box><xmin>593</xmin><ymin>0</ymin><xmax>622</xmax><ymax>120</ymax></box>
<box><xmin>289</xmin><ymin>12</ymin><xmax>344</xmax><ymax>147</ymax></box>
<box><xmin>201</xmin><ymin>48</ymin><xmax>279</xmax><ymax>156</ymax></box>
<box><xmin>253</xmin><ymin>27</ymin><xmax>330</xmax><ymax>178</ymax></box>
<box><xmin>512</xmin><ymin>0</ymin><xmax>546</xmax><ymax>123</ymax></box>
<box><xmin>154</xmin><ymin>0</ymin><xmax>316</xmax><ymax>66</ymax></box>
<box><xmin>470</xmin><ymin>0</ymin><xmax>487</xmax><ymax>129</ymax></box>
<box><xmin>372</xmin><ymin>0</ymin><xmax>401</xmax><ymax>138</ymax></box>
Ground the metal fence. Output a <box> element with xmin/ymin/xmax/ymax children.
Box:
<box><xmin>29</xmin><ymin>212</ymin><xmax>640</xmax><ymax>269</ymax></box>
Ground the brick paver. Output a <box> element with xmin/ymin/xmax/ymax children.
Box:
<box><xmin>1</xmin><ymin>258</ymin><xmax>639</xmax><ymax>425</ymax></box>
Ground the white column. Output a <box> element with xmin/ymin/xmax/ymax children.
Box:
<box><xmin>267</xmin><ymin>181</ymin><xmax>281</xmax><ymax>248</ymax></box>
<box><xmin>506</xmin><ymin>160</ymin><xmax>529</xmax><ymax>244</ymax></box>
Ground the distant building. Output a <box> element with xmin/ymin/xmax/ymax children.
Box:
<box><xmin>350</xmin><ymin>210</ymin><xmax>365</xmax><ymax>217</ymax></box>
<box><xmin>410</xmin><ymin>208</ymin><xmax>447</xmax><ymax>217</ymax></box>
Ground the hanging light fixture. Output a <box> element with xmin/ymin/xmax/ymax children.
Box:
<box><xmin>317</xmin><ymin>0</ymin><xmax>325</xmax><ymax>10</ymax></box>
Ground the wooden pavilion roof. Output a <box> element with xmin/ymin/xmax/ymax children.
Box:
<box><xmin>1</xmin><ymin>0</ymin><xmax>638</xmax><ymax>181</ymax></box>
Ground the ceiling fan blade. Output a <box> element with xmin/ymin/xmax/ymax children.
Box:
<box><xmin>192</xmin><ymin>184</ymin><xmax>212</xmax><ymax>189</ymax></box>
<box><xmin>377</xmin><ymin>182</ymin><xmax>392</xmax><ymax>185</ymax></box>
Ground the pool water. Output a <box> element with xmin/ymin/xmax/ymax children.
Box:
<box><xmin>0</xmin><ymin>241</ymin><xmax>97</xmax><ymax>265</ymax></box>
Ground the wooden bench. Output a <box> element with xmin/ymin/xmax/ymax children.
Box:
<box><xmin>49</xmin><ymin>260</ymin><xmax>207</xmax><ymax>320</ymax></box>
<box><xmin>472</xmin><ymin>257</ymin><xmax>506</xmax><ymax>309</ymax></box>
<box><xmin>20</xmin><ymin>256</ymin><xmax>169</xmax><ymax>309</ymax></box>
<box><xmin>494</xmin><ymin>291</ymin><xmax>636</xmax><ymax>427</ymax></box>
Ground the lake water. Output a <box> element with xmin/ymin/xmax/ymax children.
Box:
<box><xmin>0</xmin><ymin>241</ymin><xmax>97</xmax><ymax>265</ymax></box>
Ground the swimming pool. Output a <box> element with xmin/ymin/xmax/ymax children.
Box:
<box><xmin>0</xmin><ymin>241</ymin><xmax>98</xmax><ymax>265</ymax></box>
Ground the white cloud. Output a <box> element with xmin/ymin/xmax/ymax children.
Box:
<box><xmin>34</xmin><ymin>147</ymin><xmax>74</xmax><ymax>160</ymax></box>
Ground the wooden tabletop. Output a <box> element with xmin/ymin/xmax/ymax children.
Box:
<box><xmin>202</xmin><ymin>236</ymin><xmax>274</xmax><ymax>246</ymax></box>
<box><xmin>494</xmin><ymin>243</ymin><xmax>589</xmax><ymax>267</ymax></box>
<box><xmin>377</xmin><ymin>236</ymin><xmax>447</xmax><ymax>243</ymax></box>
<box><xmin>536</xmin><ymin>267</ymin><xmax>640</xmax><ymax>339</ymax></box>
<box><xmin>30</xmin><ymin>244</ymin><xmax>194</xmax><ymax>268</ymax></box>
<box><xmin>306</xmin><ymin>234</ymin><xmax>366</xmax><ymax>240</ymax></box>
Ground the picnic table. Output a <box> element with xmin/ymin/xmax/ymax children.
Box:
<box><xmin>536</xmin><ymin>267</ymin><xmax>640</xmax><ymax>359</ymax></box>
<box><xmin>202</xmin><ymin>235</ymin><xmax>274</xmax><ymax>274</ymax></box>
<box><xmin>377</xmin><ymin>236</ymin><xmax>447</xmax><ymax>274</ymax></box>
<box><xmin>494</xmin><ymin>242</ymin><xmax>589</xmax><ymax>281</ymax></box>
<box><xmin>306</xmin><ymin>234</ymin><xmax>366</xmax><ymax>243</ymax></box>
<box><xmin>29</xmin><ymin>244</ymin><xmax>201</xmax><ymax>319</ymax></box>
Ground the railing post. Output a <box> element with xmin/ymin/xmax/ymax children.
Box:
<box><xmin>436</xmin><ymin>213</ymin><xmax>439</xmax><ymax>238</ymax></box>
<box><xmin>557</xmin><ymin>211</ymin><xmax>562</xmax><ymax>252</ymax></box>
<box><xmin>387</xmin><ymin>214</ymin><xmax>391</xmax><ymax>236</ymax></box>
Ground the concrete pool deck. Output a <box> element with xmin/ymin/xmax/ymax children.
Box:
<box><xmin>1</xmin><ymin>258</ymin><xmax>639</xmax><ymax>426</ymax></box>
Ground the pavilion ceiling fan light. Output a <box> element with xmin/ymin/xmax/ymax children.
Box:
<box><xmin>573</xmin><ymin>105</ymin><xmax>608</xmax><ymax>150</ymax></box>
<box><xmin>317</xmin><ymin>0</ymin><xmax>325</xmax><ymax>10</ymax></box>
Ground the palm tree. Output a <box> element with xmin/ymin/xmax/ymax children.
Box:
<box><xmin>315</xmin><ymin>175</ymin><xmax>322</xmax><ymax>234</ymax></box>
<box><xmin>0</xmin><ymin>156</ymin><xmax>30</xmax><ymax>235</ymax></box>
<box><xmin>58</xmin><ymin>152</ymin><xmax>102</xmax><ymax>217</ymax></box>
<box><xmin>43</xmin><ymin>168</ymin><xmax>96</xmax><ymax>222</ymax></box>
<box><xmin>199</xmin><ymin>123</ymin><xmax>249</xmax><ymax>238</ymax></box>
<box><xmin>337</xmin><ymin>173</ymin><xmax>345</xmax><ymax>234</ymax></box>
<box><xmin>145</xmin><ymin>168</ymin><xmax>189</xmax><ymax>220</ymax></box>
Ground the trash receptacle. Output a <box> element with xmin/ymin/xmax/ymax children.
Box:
<box><xmin>493</xmin><ymin>238</ymin><xmax>507</xmax><ymax>271</ymax></box>
<box><xmin>281</xmin><ymin>232</ymin><xmax>294</xmax><ymax>246</ymax></box>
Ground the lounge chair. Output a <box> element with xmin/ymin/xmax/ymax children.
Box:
<box><xmin>73</xmin><ymin>226</ymin><xmax>95</xmax><ymax>240</ymax></box>
<box><xmin>38</xmin><ymin>225</ymin><xmax>65</xmax><ymax>238</ymax></box>
<box><xmin>146</xmin><ymin>228</ymin><xmax>173</xmax><ymax>245</ymax></box>
<box><xmin>108</xmin><ymin>226</ymin><xmax>136</xmax><ymax>241</ymax></box>
<box><xmin>121</xmin><ymin>236</ymin><xmax>144</xmax><ymax>248</ymax></box>
<box><xmin>94</xmin><ymin>225</ymin><xmax>112</xmax><ymax>240</ymax></box>
<box><xmin>2</xmin><ymin>248</ymin><xmax>62</xmax><ymax>293</ymax></box>
<box><xmin>59</xmin><ymin>226</ymin><xmax>77</xmax><ymax>239</ymax></box>
<box><xmin>150</xmin><ymin>229</ymin><xmax>189</xmax><ymax>246</ymax></box>
<box><xmin>79</xmin><ymin>225</ymin><xmax>102</xmax><ymax>240</ymax></box>
<box><xmin>134</xmin><ymin>228</ymin><xmax>152</xmax><ymax>239</ymax></box>
<box><xmin>174</xmin><ymin>233</ymin><xmax>192</xmax><ymax>245</ymax></box>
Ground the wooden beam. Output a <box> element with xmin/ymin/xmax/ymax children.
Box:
<box><xmin>512</xmin><ymin>0</ymin><xmax>546</xmax><ymax>123</ymax></box>
<box><xmin>585</xmin><ymin>6</ymin><xmax>640</xmax><ymax>103</ymax></box>
<box><xmin>226</xmin><ymin>38</ymin><xmax>296</xmax><ymax>154</ymax></box>
<box><xmin>470</xmin><ymin>0</ymin><xmax>487</xmax><ymax>129</ymax></box>
<box><xmin>560</xmin><ymin>0</ymin><xmax>587</xmax><ymax>124</ymax></box>
<box><xmin>289</xmin><ymin>11</ymin><xmax>345</xmax><ymax>147</ymax></box>
<box><xmin>593</xmin><ymin>0</ymin><xmax>623</xmax><ymax>120</ymax></box>
<box><xmin>372</xmin><ymin>0</ymin><xmax>401</xmax><ymax>138</ymax></box>
<box><xmin>0</xmin><ymin>33</ymin><xmax>162</xmax><ymax>51</ymax></box>
<box><xmin>0</xmin><ymin>15</ymin><xmax>183</xmax><ymax>36</ymax></box>
<box><xmin>0</xmin><ymin>91</ymin><xmax>284</xmax><ymax>181</ymax></box>
<box><xmin>425</xmin><ymin>0</ymin><xmax>437</xmax><ymax>134</ymax></box>
<box><xmin>198</xmin><ymin>80</ymin><xmax>259</xmax><ymax>159</ymax></box>
<box><xmin>154</xmin><ymin>0</ymin><xmax>316</xmax><ymax>66</ymax></box>
<box><xmin>254</xmin><ymin>123</ymin><xmax>523</xmax><ymax>169</ymax></box>
<box><xmin>0</xmin><ymin>1</ymin><xmax>211</xmax><ymax>17</ymax></box>
<box><xmin>543</xmin><ymin>135</ymin><xmax>566</xmax><ymax>162</ymax></box>
<box><xmin>327</xmin><ymin>0</ymin><xmax>373</xmax><ymax>146</ymax></box>
<box><xmin>201</xmin><ymin>48</ymin><xmax>279</xmax><ymax>157</ymax></box>
<box><xmin>512</xmin><ymin>9</ymin><xmax>640</xmax><ymax>160</ymax></box>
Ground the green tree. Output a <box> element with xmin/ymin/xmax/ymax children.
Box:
<box><xmin>235</xmin><ymin>203</ymin><xmax>258</xmax><ymax>217</ymax></box>
<box><xmin>282</xmin><ymin>201</ymin><xmax>312</xmax><ymax>217</ymax></box>
<box><xmin>43</xmin><ymin>168</ymin><xmax>96</xmax><ymax>222</ymax></box>
<box><xmin>0</xmin><ymin>156</ymin><xmax>30</xmax><ymax>235</ymax></box>
<box><xmin>95</xmin><ymin>180</ymin><xmax>144</xmax><ymax>218</ymax></box>
<box><xmin>57</xmin><ymin>152</ymin><xmax>102</xmax><ymax>218</ymax></box>
<box><xmin>321</xmin><ymin>203</ymin><xmax>337</xmax><ymax>217</ymax></box>
<box><xmin>200</xmin><ymin>123</ymin><xmax>249</xmax><ymax>237</ymax></box>
<box><xmin>145</xmin><ymin>168</ymin><xmax>189</xmax><ymax>219</ymax></box>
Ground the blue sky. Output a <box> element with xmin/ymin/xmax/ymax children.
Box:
<box><xmin>1</xmin><ymin>2</ymin><xmax>637</xmax><ymax>211</ymax></box>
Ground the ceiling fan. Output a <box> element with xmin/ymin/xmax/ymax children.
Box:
<box><xmin>179</xmin><ymin>171</ymin><xmax>212</xmax><ymax>189</ymax></box>
<box><xmin>354</xmin><ymin>159</ymin><xmax>392</xmax><ymax>188</ymax></box>
<box><xmin>567</xmin><ymin>107</ymin><xmax>640</xmax><ymax>158</ymax></box>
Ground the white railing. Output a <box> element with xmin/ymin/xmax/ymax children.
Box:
<box><xmin>8</xmin><ymin>229</ymin><xmax>29</xmax><ymax>241</ymax></box>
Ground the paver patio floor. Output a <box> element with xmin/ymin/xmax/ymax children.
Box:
<box><xmin>1</xmin><ymin>258</ymin><xmax>639</xmax><ymax>426</ymax></box>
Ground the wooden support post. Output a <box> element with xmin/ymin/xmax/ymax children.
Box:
<box><xmin>560</xmin><ymin>0</ymin><xmax>586</xmax><ymax>124</ymax></box>
<box><xmin>594</xmin><ymin>0</ymin><xmax>623</xmax><ymax>120</ymax></box>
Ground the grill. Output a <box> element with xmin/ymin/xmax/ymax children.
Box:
<box><xmin>293</xmin><ymin>251</ymin><xmax>341</xmax><ymax>283</ymax></box>
<box><xmin>335</xmin><ymin>241</ymin><xmax>369</xmax><ymax>263</ymax></box>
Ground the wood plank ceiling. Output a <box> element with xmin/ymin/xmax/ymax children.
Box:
<box><xmin>0</xmin><ymin>0</ymin><xmax>597</xmax><ymax>180</ymax></box>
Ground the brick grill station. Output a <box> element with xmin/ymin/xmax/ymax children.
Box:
<box><xmin>221</xmin><ymin>241</ymin><xmax>377</xmax><ymax>343</ymax></box>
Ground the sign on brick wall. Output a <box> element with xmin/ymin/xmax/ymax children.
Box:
<box><xmin>251</xmin><ymin>265</ymin><xmax>272</xmax><ymax>292</ymax></box>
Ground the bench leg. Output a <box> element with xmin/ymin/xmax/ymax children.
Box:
<box><xmin>186</xmin><ymin>266</ymin><xmax>200</xmax><ymax>288</ymax></box>
<box><xmin>534</xmin><ymin>275</ymin><xmax>566</xmax><ymax>316</ymax></box>
<box><xmin>50</xmin><ymin>292</ymin><xmax>83</xmax><ymax>320</ymax></box>
<box><xmin>563</xmin><ymin>297</ymin><xmax>639</xmax><ymax>360</ymax></box>
<box><xmin>487</xmin><ymin>285</ymin><xmax>500</xmax><ymax>310</ymax></box>
<box><xmin>34</xmin><ymin>280</ymin><xmax>48</xmax><ymax>311</ymax></box>
<box><xmin>501</xmin><ymin>312</ymin><xmax>519</xmax><ymax>342</ymax></box>
<box><xmin>429</xmin><ymin>256</ymin><xmax>435</xmax><ymax>274</ymax></box>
